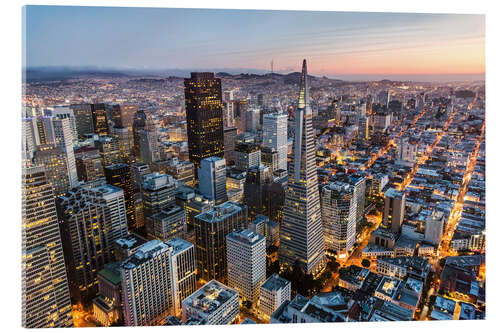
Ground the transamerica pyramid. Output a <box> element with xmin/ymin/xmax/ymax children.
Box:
<box><xmin>278</xmin><ymin>59</ymin><xmax>326</xmax><ymax>276</ymax></box>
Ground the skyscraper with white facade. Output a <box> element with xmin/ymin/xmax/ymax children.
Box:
<box><xmin>121</xmin><ymin>240</ymin><xmax>174</xmax><ymax>326</ymax></box>
<box><xmin>198</xmin><ymin>156</ymin><xmax>228</xmax><ymax>205</ymax></box>
<box><xmin>279</xmin><ymin>59</ymin><xmax>326</xmax><ymax>276</ymax></box>
<box><xmin>226</xmin><ymin>229</ymin><xmax>266</xmax><ymax>303</ymax></box>
<box><xmin>263</xmin><ymin>112</ymin><xmax>288</xmax><ymax>171</ymax></box>
<box><xmin>52</xmin><ymin>117</ymin><xmax>78</xmax><ymax>188</ymax></box>
<box><xmin>321</xmin><ymin>182</ymin><xmax>357</xmax><ymax>258</ymax></box>
<box><xmin>165</xmin><ymin>238</ymin><xmax>197</xmax><ymax>317</ymax></box>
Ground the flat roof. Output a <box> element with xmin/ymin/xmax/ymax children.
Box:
<box><xmin>261</xmin><ymin>273</ymin><xmax>290</xmax><ymax>292</ymax></box>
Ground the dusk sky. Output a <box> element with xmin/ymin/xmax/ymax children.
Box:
<box><xmin>24</xmin><ymin>6</ymin><xmax>485</xmax><ymax>81</ymax></box>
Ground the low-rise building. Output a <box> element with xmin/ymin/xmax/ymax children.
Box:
<box><xmin>181</xmin><ymin>280</ymin><xmax>239</xmax><ymax>325</ymax></box>
<box><xmin>259</xmin><ymin>274</ymin><xmax>291</xmax><ymax>318</ymax></box>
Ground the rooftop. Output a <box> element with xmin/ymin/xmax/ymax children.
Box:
<box><xmin>385</xmin><ymin>188</ymin><xmax>405</xmax><ymax>199</ymax></box>
<box><xmin>196</xmin><ymin>201</ymin><xmax>245</xmax><ymax>223</ymax></box>
<box><xmin>165</xmin><ymin>237</ymin><xmax>193</xmax><ymax>254</ymax></box>
<box><xmin>182</xmin><ymin>280</ymin><xmax>238</xmax><ymax>316</ymax></box>
<box><xmin>227</xmin><ymin>229</ymin><xmax>265</xmax><ymax>245</ymax></box>
<box><xmin>121</xmin><ymin>239</ymin><xmax>171</xmax><ymax>270</ymax></box>
<box><xmin>261</xmin><ymin>273</ymin><xmax>290</xmax><ymax>292</ymax></box>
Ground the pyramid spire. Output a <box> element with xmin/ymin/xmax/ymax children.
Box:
<box><xmin>297</xmin><ymin>59</ymin><xmax>309</xmax><ymax>110</ymax></box>
<box><xmin>279</xmin><ymin>59</ymin><xmax>326</xmax><ymax>276</ymax></box>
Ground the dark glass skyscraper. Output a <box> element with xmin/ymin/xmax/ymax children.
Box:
<box><xmin>91</xmin><ymin>103</ymin><xmax>109</xmax><ymax>137</ymax></box>
<box><xmin>104</xmin><ymin>163</ymin><xmax>135</xmax><ymax>230</ymax></box>
<box><xmin>184</xmin><ymin>72</ymin><xmax>225</xmax><ymax>170</ymax></box>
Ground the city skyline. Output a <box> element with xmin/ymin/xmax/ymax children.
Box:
<box><xmin>21</xmin><ymin>5</ymin><xmax>486</xmax><ymax>328</ymax></box>
<box><xmin>24</xmin><ymin>6</ymin><xmax>484</xmax><ymax>81</ymax></box>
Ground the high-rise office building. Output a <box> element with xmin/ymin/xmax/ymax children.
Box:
<box><xmin>146</xmin><ymin>205</ymin><xmax>186</xmax><ymax>241</ymax></box>
<box><xmin>91</xmin><ymin>103</ymin><xmax>110</xmax><ymax>137</ymax></box>
<box><xmin>244</xmin><ymin>108</ymin><xmax>260</xmax><ymax>132</ymax></box>
<box><xmin>198</xmin><ymin>156</ymin><xmax>228</xmax><ymax>205</ymax></box>
<box><xmin>223</xmin><ymin>126</ymin><xmax>237</xmax><ymax>165</ymax></box>
<box><xmin>112</xmin><ymin>126</ymin><xmax>133</xmax><ymax>164</ymax></box>
<box><xmin>71</xmin><ymin>103</ymin><xmax>94</xmax><ymax>140</ymax></box>
<box><xmin>22</xmin><ymin>166</ymin><xmax>73</xmax><ymax>328</ymax></box>
<box><xmin>120</xmin><ymin>103</ymin><xmax>138</xmax><ymax>129</ymax></box>
<box><xmin>52</xmin><ymin>106</ymin><xmax>78</xmax><ymax>144</ymax></box>
<box><xmin>181</xmin><ymin>280</ymin><xmax>239</xmax><ymax>325</ymax></box>
<box><xmin>166</xmin><ymin>157</ymin><xmax>195</xmax><ymax>187</ymax></box>
<box><xmin>33</xmin><ymin>144</ymin><xmax>71</xmax><ymax>197</ymax></box>
<box><xmin>263</xmin><ymin>112</ymin><xmax>288</xmax><ymax>171</ymax></box>
<box><xmin>184</xmin><ymin>72</ymin><xmax>225</xmax><ymax>170</ymax></box>
<box><xmin>261</xmin><ymin>146</ymin><xmax>279</xmax><ymax>173</ymax></box>
<box><xmin>383</xmin><ymin>188</ymin><xmax>406</xmax><ymax>233</ymax></box>
<box><xmin>96</xmin><ymin>136</ymin><xmax>122</xmax><ymax>166</ymax></box>
<box><xmin>105</xmin><ymin>163</ymin><xmax>136</xmax><ymax>230</ymax></box>
<box><xmin>244</xmin><ymin>165</ymin><xmax>272</xmax><ymax>220</ymax></box>
<box><xmin>235</xmin><ymin>142</ymin><xmax>261</xmax><ymax>171</ymax></box>
<box><xmin>139</xmin><ymin>125</ymin><xmax>160</xmax><ymax>165</ymax></box>
<box><xmin>320</xmin><ymin>182</ymin><xmax>357</xmax><ymax>258</ymax></box>
<box><xmin>121</xmin><ymin>240</ymin><xmax>174</xmax><ymax>326</ymax></box>
<box><xmin>131</xmin><ymin>162</ymin><xmax>150</xmax><ymax>192</ymax></box>
<box><xmin>194</xmin><ymin>201</ymin><xmax>248</xmax><ymax>283</ymax></box>
<box><xmin>56</xmin><ymin>182</ymin><xmax>129</xmax><ymax>303</ymax></box>
<box><xmin>165</xmin><ymin>238</ymin><xmax>197</xmax><ymax>317</ymax></box>
<box><xmin>425</xmin><ymin>210</ymin><xmax>445</xmax><ymax>246</ymax></box>
<box><xmin>226</xmin><ymin>229</ymin><xmax>266</xmax><ymax>303</ymax></box>
<box><xmin>52</xmin><ymin>117</ymin><xmax>79</xmax><ymax>188</ymax></box>
<box><xmin>279</xmin><ymin>60</ymin><xmax>326</xmax><ymax>276</ymax></box>
<box><xmin>141</xmin><ymin>172</ymin><xmax>177</xmax><ymax>219</ymax></box>
<box><xmin>176</xmin><ymin>187</ymin><xmax>214</xmax><ymax>239</ymax></box>
<box><xmin>22</xmin><ymin>117</ymin><xmax>37</xmax><ymax>161</ymax></box>
<box><xmin>75</xmin><ymin>146</ymin><xmax>104</xmax><ymax>182</ymax></box>
<box><xmin>132</xmin><ymin>110</ymin><xmax>155</xmax><ymax>159</ymax></box>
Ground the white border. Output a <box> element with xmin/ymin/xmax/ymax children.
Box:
<box><xmin>2</xmin><ymin>1</ymin><xmax>498</xmax><ymax>333</ymax></box>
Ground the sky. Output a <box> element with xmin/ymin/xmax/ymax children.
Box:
<box><xmin>23</xmin><ymin>6</ymin><xmax>485</xmax><ymax>81</ymax></box>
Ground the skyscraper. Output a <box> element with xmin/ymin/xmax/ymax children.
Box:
<box><xmin>320</xmin><ymin>182</ymin><xmax>357</xmax><ymax>258</ymax></box>
<box><xmin>184</xmin><ymin>72</ymin><xmax>225</xmax><ymax>170</ymax></box>
<box><xmin>112</xmin><ymin>126</ymin><xmax>133</xmax><ymax>164</ymax></box>
<box><xmin>263</xmin><ymin>112</ymin><xmax>288</xmax><ymax>171</ymax></box>
<box><xmin>279</xmin><ymin>60</ymin><xmax>326</xmax><ymax>276</ymax></box>
<box><xmin>91</xmin><ymin>103</ymin><xmax>110</xmax><ymax>137</ymax></box>
<box><xmin>234</xmin><ymin>142</ymin><xmax>261</xmax><ymax>172</ymax></box>
<box><xmin>104</xmin><ymin>164</ymin><xmax>135</xmax><ymax>229</ymax></box>
<box><xmin>132</xmin><ymin>109</ymin><xmax>154</xmax><ymax>160</ymax></box>
<box><xmin>52</xmin><ymin>117</ymin><xmax>79</xmax><ymax>188</ymax></box>
<box><xmin>226</xmin><ymin>229</ymin><xmax>266</xmax><ymax>304</ymax></box>
<box><xmin>22</xmin><ymin>166</ymin><xmax>73</xmax><ymax>328</ymax></box>
<box><xmin>56</xmin><ymin>182</ymin><xmax>129</xmax><ymax>303</ymax></box>
<box><xmin>383</xmin><ymin>188</ymin><xmax>406</xmax><ymax>233</ymax></box>
<box><xmin>33</xmin><ymin>144</ymin><xmax>71</xmax><ymax>197</ymax></box>
<box><xmin>165</xmin><ymin>238</ymin><xmax>197</xmax><ymax>317</ymax></box>
<box><xmin>198</xmin><ymin>156</ymin><xmax>228</xmax><ymax>205</ymax></box>
<box><xmin>141</xmin><ymin>172</ymin><xmax>177</xmax><ymax>219</ymax></box>
<box><xmin>223</xmin><ymin>126</ymin><xmax>237</xmax><ymax>165</ymax></box>
<box><xmin>120</xmin><ymin>240</ymin><xmax>174</xmax><ymax>326</ymax></box>
<box><xmin>244</xmin><ymin>164</ymin><xmax>272</xmax><ymax>220</ymax></box>
<box><xmin>71</xmin><ymin>103</ymin><xmax>94</xmax><ymax>140</ymax></box>
<box><xmin>74</xmin><ymin>146</ymin><xmax>104</xmax><ymax>182</ymax></box>
<box><xmin>194</xmin><ymin>201</ymin><xmax>248</xmax><ymax>283</ymax></box>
